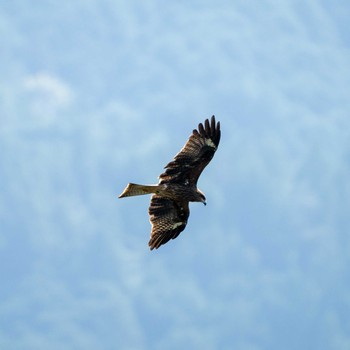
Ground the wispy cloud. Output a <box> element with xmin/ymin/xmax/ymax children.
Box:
<box><xmin>1</xmin><ymin>1</ymin><xmax>350</xmax><ymax>349</ymax></box>
<box><xmin>20</xmin><ymin>72</ymin><xmax>73</xmax><ymax>127</ymax></box>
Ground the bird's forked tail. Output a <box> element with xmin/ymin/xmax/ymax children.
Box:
<box><xmin>118</xmin><ymin>183</ymin><xmax>161</xmax><ymax>198</ymax></box>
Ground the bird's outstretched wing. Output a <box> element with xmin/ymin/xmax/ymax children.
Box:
<box><xmin>159</xmin><ymin>115</ymin><xmax>220</xmax><ymax>186</ymax></box>
<box><xmin>148</xmin><ymin>195</ymin><xmax>190</xmax><ymax>250</ymax></box>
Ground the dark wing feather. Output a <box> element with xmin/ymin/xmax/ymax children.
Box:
<box><xmin>159</xmin><ymin>115</ymin><xmax>220</xmax><ymax>185</ymax></box>
<box><xmin>148</xmin><ymin>195</ymin><xmax>190</xmax><ymax>250</ymax></box>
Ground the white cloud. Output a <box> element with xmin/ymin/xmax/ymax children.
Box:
<box><xmin>21</xmin><ymin>72</ymin><xmax>74</xmax><ymax>127</ymax></box>
<box><xmin>23</xmin><ymin>72</ymin><xmax>73</xmax><ymax>106</ymax></box>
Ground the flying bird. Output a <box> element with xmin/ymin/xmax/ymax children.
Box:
<box><xmin>119</xmin><ymin>115</ymin><xmax>221</xmax><ymax>250</ymax></box>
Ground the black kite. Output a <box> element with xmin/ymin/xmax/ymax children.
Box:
<box><xmin>119</xmin><ymin>115</ymin><xmax>221</xmax><ymax>250</ymax></box>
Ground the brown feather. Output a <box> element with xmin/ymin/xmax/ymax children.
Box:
<box><xmin>148</xmin><ymin>196</ymin><xmax>189</xmax><ymax>250</ymax></box>
<box><xmin>118</xmin><ymin>183</ymin><xmax>161</xmax><ymax>198</ymax></box>
<box><xmin>159</xmin><ymin>115</ymin><xmax>220</xmax><ymax>186</ymax></box>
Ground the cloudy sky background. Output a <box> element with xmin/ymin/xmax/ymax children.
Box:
<box><xmin>1</xmin><ymin>1</ymin><xmax>350</xmax><ymax>349</ymax></box>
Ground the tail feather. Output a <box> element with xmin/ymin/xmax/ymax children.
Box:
<box><xmin>118</xmin><ymin>183</ymin><xmax>160</xmax><ymax>198</ymax></box>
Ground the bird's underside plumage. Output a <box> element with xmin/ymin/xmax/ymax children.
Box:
<box><xmin>148</xmin><ymin>196</ymin><xmax>189</xmax><ymax>249</ymax></box>
<box><xmin>158</xmin><ymin>115</ymin><xmax>220</xmax><ymax>186</ymax></box>
<box><xmin>119</xmin><ymin>115</ymin><xmax>221</xmax><ymax>250</ymax></box>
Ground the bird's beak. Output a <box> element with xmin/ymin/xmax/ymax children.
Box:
<box><xmin>203</xmin><ymin>201</ymin><xmax>207</xmax><ymax>206</ymax></box>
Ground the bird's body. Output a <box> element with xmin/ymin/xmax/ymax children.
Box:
<box><xmin>119</xmin><ymin>115</ymin><xmax>221</xmax><ymax>250</ymax></box>
<box><xmin>119</xmin><ymin>183</ymin><xmax>203</xmax><ymax>203</ymax></box>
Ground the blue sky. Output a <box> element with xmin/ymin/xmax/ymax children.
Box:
<box><xmin>1</xmin><ymin>1</ymin><xmax>350</xmax><ymax>349</ymax></box>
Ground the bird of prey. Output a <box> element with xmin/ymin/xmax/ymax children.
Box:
<box><xmin>119</xmin><ymin>115</ymin><xmax>221</xmax><ymax>250</ymax></box>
